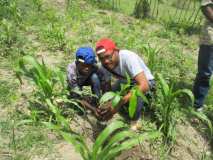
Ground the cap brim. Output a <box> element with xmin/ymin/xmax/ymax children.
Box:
<box><xmin>78</xmin><ymin>59</ymin><xmax>85</xmax><ymax>63</ymax></box>
<box><xmin>97</xmin><ymin>48</ymin><xmax>106</xmax><ymax>54</ymax></box>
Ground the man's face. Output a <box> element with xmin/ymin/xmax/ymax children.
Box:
<box><xmin>77</xmin><ymin>62</ymin><xmax>93</xmax><ymax>75</ymax></box>
<box><xmin>98</xmin><ymin>50</ymin><xmax>117</xmax><ymax>70</ymax></box>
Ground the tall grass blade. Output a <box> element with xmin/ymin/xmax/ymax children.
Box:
<box><xmin>92</xmin><ymin>121</ymin><xmax>126</xmax><ymax>159</ymax></box>
<box><xmin>104</xmin><ymin>131</ymin><xmax>161</xmax><ymax>160</ymax></box>
<box><xmin>60</xmin><ymin>131</ymin><xmax>91</xmax><ymax>160</ymax></box>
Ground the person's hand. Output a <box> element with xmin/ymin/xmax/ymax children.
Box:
<box><xmin>78</xmin><ymin>100</ymin><xmax>101</xmax><ymax>119</ymax></box>
<box><xmin>97</xmin><ymin>106</ymin><xmax>117</xmax><ymax>121</ymax></box>
<box><xmin>94</xmin><ymin>108</ymin><xmax>103</xmax><ymax>120</ymax></box>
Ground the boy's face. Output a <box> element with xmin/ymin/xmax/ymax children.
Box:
<box><xmin>77</xmin><ymin>62</ymin><xmax>93</xmax><ymax>75</ymax></box>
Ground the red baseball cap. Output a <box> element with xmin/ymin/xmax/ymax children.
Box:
<box><xmin>96</xmin><ymin>38</ymin><xmax>116</xmax><ymax>55</ymax></box>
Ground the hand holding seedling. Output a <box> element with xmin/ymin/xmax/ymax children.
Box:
<box><xmin>97</xmin><ymin>105</ymin><xmax>117</xmax><ymax>121</ymax></box>
<box><xmin>78</xmin><ymin>100</ymin><xmax>102</xmax><ymax>120</ymax></box>
<box><xmin>97</xmin><ymin>100</ymin><xmax>124</xmax><ymax>121</ymax></box>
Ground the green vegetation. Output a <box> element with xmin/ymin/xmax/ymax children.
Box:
<box><xmin>0</xmin><ymin>0</ymin><xmax>213</xmax><ymax>160</ymax></box>
<box><xmin>16</xmin><ymin>55</ymin><xmax>66</xmax><ymax>101</ymax></box>
<box><xmin>100</xmin><ymin>74</ymin><xmax>148</xmax><ymax>118</ymax></box>
<box><xmin>45</xmin><ymin>100</ymin><xmax>161</xmax><ymax>160</ymax></box>
<box><xmin>155</xmin><ymin>73</ymin><xmax>194</xmax><ymax>145</ymax></box>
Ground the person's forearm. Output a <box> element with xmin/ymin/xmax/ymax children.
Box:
<box><xmin>138</xmin><ymin>83</ymin><xmax>149</xmax><ymax>93</ymax></box>
<box><xmin>79</xmin><ymin>100</ymin><xmax>96</xmax><ymax>113</ymax></box>
<box><xmin>122</xmin><ymin>92</ymin><xmax>132</xmax><ymax>104</ymax></box>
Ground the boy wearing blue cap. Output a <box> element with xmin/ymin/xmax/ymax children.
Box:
<box><xmin>67</xmin><ymin>47</ymin><xmax>110</xmax><ymax>101</ymax></box>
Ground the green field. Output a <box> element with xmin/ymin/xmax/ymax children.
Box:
<box><xmin>0</xmin><ymin>0</ymin><xmax>213</xmax><ymax>160</ymax></box>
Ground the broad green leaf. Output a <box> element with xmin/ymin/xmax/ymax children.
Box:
<box><xmin>60</xmin><ymin>131</ymin><xmax>90</xmax><ymax>160</ymax></box>
<box><xmin>46</xmin><ymin>99</ymin><xmax>57</xmax><ymax>114</ymax></box>
<box><xmin>135</xmin><ymin>87</ymin><xmax>148</xmax><ymax>104</ymax></box>
<box><xmin>92</xmin><ymin>121</ymin><xmax>126</xmax><ymax>160</ymax></box>
<box><xmin>189</xmin><ymin>108</ymin><xmax>213</xmax><ymax>136</ymax></box>
<box><xmin>46</xmin><ymin>99</ymin><xmax>69</xmax><ymax>129</ymax></box>
<box><xmin>104</xmin><ymin>131</ymin><xmax>161</xmax><ymax>160</ymax></box>
<box><xmin>19</xmin><ymin>55</ymin><xmax>55</xmax><ymax>99</ymax></box>
<box><xmin>55</xmin><ymin>68</ymin><xmax>65</xmax><ymax>88</ymax></box>
<box><xmin>100</xmin><ymin>92</ymin><xmax>116</xmax><ymax>104</ymax></box>
<box><xmin>64</xmin><ymin>98</ymin><xmax>85</xmax><ymax>113</ymax></box>
<box><xmin>42</xmin><ymin>122</ymin><xmax>61</xmax><ymax>130</ymax></box>
<box><xmin>97</xmin><ymin>130</ymin><xmax>136</xmax><ymax>160</ymax></box>
<box><xmin>125</xmin><ymin>72</ymin><xmax>131</xmax><ymax>86</ymax></box>
<box><xmin>157</xmin><ymin>73</ymin><xmax>169</xmax><ymax>97</ymax></box>
<box><xmin>16</xmin><ymin>119</ymin><xmax>34</xmax><ymax>127</ymax></box>
<box><xmin>112</xmin><ymin>94</ymin><xmax>121</xmax><ymax>108</ymax></box>
<box><xmin>129</xmin><ymin>89</ymin><xmax>137</xmax><ymax>118</ymax></box>
<box><xmin>172</xmin><ymin>89</ymin><xmax>194</xmax><ymax>106</ymax></box>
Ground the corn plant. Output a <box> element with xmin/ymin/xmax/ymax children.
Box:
<box><xmin>187</xmin><ymin>108</ymin><xmax>213</xmax><ymax>138</ymax></box>
<box><xmin>16</xmin><ymin>56</ymin><xmax>84</xmax><ymax>119</ymax></box>
<box><xmin>8</xmin><ymin>0</ymin><xmax>21</xmax><ymax>23</ymax></box>
<box><xmin>44</xmin><ymin>100</ymin><xmax>161</xmax><ymax>160</ymax></box>
<box><xmin>111</xmin><ymin>0</ymin><xmax>120</xmax><ymax>10</ymax></box>
<box><xmin>16</xmin><ymin>55</ymin><xmax>66</xmax><ymax>101</ymax></box>
<box><xmin>32</xmin><ymin>0</ymin><xmax>43</xmax><ymax>11</ymax></box>
<box><xmin>141</xmin><ymin>44</ymin><xmax>161</xmax><ymax>73</ymax></box>
<box><xmin>0</xmin><ymin>19</ymin><xmax>17</xmax><ymax>49</ymax></box>
<box><xmin>65</xmin><ymin>0</ymin><xmax>72</xmax><ymax>11</ymax></box>
<box><xmin>100</xmin><ymin>74</ymin><xmax>148</xmax><ymax>118</ymax></box>
<box><xmin>10</xmin><ymin>117</ymin><xmax>35</xmax><ymax>156</ymax></box>
<box><xmin>89</xmin><ymin>0</ymin><xmax>120</xmax><ymax>11</ymax></box>
<box><xmin>0</xmin><ymin>0</ymin><xmax>21</xmax><ymax>23</ymax></box>
<box><xmin>155</xmin><ymin>73</ymin><xmax>194</xmax><ymax>145</ymax></box>
<box><xmin>41</xmin><ymin>23</ymin><xmax>66</xmax><ymax>51</ymax></box>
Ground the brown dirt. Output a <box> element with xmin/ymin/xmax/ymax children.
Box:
<box><xmin>36</xmin><ymin>50</ymin><xmax>65</xmax><ymax>68</ymax></box>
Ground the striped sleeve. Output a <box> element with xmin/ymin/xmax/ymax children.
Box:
<box><xmin>67</xmin><ymin>63</ymin><xmax>78</xmax><ymax>89</ymax></box>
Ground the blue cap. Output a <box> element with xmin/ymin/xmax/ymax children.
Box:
<box><xmin>76</xmin><ymin>47</ymin><xmax>96</xmax><ymax>64</ymax></box>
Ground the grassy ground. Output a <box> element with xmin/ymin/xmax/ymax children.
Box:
<box><xmin>0</xmin><ymin>0</ymin><xmax>213</xmax><ymax>159</ymax></box>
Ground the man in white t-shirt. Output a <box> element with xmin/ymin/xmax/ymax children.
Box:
<box><xmin>95</xmin><ymin>38</ymin><xmax>155</xmax><ymax>130</ymax></box>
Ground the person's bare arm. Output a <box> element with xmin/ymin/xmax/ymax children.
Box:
<box><xmin>202</xmin><ymin>4</ymin><xmax>213</xmax><ymax>22</ymax></box>
<box><xmin>79</xmin><ymin>100</ymin><xmax>101</xmax><ymax>119</ymax></box>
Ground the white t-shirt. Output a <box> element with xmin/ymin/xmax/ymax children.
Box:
<box><xmin>112</xmin><ymin>50</ymin><xmax>154</xmax><ymax>80</ymax></box>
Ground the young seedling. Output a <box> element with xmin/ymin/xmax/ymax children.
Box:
<box><xmin>100</xmin><ymin>73</ymin><xmax>148</xmax><ymax>118</ymax></box>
